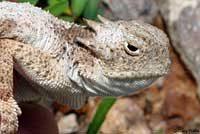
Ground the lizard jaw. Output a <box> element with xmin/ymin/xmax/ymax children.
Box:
<box><xmin>80</xmin><ymin>75</ymin><xmax>157</xmax><ymax>96</ymax></box>
<box><xmin>68</xmin><ymin>61</ymin><xmax>158</xmax><ymax>96</ymax></box>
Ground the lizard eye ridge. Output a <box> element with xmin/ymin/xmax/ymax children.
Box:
<box><xmin>124</xmin><ymin>42</ymin><xmax>140</xmax><ymax>56</ymax></box>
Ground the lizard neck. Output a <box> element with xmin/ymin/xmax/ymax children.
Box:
<box><xmin>62</xmin><ymin>24</ymin><xmax>99</xmax><ymax>89</ymax></box>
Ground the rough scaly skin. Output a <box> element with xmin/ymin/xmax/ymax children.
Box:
<box><xmin>0</xmin><ymin>1</ymin><xmax>171</xmax><ymax>133</ymax></box>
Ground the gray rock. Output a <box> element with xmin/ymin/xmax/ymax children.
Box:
<box><xmin>102</xmin><ymin>0</ymin><xmax>159</xmax><ymax>23</ymax></box>
<box><xmin>99</xmin><ymin>98</ymin><xmax>151</xmax><ymax>133</ymax></box>
<box><xmin>57</xmin><ymin>113</ymin><xmax>79</xmax><ymax>134</ymax></box>
<box><xmin>157</xmin><ymin>0</ymin><xmax>200</xmax><ymax>95</ymax></box>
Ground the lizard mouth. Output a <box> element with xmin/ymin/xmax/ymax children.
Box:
<box><xmin>103</xmin><ymin>70</ymin><xmax>168</xmax><ymax>79</ymax></box>
<box><xmin>81</xmin><ymin>75</ymin><xmax>157</xmax><ymax>96</ymax></box>
<box><xmin>75</xmin><ymin>60</ymin><xmax>161</xmax><ymax>96</ymax></box>
<box><xmin>101</xmin><ymin>61</ymin><xmax>171</xmax><ymax>79</ymax></box>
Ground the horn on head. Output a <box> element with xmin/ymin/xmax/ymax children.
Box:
<box><xmin>75</xmin><ymin>37</ymin><xmax>89</xmax><ymax>45</ymax></box>
<box><xmin>83</xmin><ymin>18</ymin><xmax>100</xmax><ymax>32</ymax></box>
<box><xmin>97</xmin><ymin>15</ymin><xmax>112</xmax><ymax>24</ymax></box>
<box><xmin>75</xmin><ymin>37</ymin><xmax>98</xmax><ymax>53</ymax></box>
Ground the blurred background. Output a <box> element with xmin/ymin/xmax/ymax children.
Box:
<box><xmin>2</xmin><ymin>0</ymin><xmax>200</xmax><ymax>134</ymax></box>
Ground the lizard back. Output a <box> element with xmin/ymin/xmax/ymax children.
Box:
<box><xmin>0</xmin><ymin>1</ymin><xmax>72</xmax><ymax>54</ymax></box>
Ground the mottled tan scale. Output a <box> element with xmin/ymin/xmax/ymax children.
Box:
<box><xmin>0</xmin><ymin>1</ymin><xmax>171</xmax><ymax>133</ymax></box>
<box><xmin>0</xmin><ymin>40</ymin><xmax>22</xmax><ymax>133</ymax></box>
<box><xmin>0</xmin><ymin>44</ymin><xmax>13</xmax><ymax>100</ymax></box>
<box><xmin>0</xmin><ymin>39</ymin><xmax>66</xmax><ymax>133</ymax></box>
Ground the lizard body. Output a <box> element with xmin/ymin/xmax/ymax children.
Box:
<box><xmin>0</xmin><ymin>1</ymin><xmax>170</xmax><ymax>133</ymax></box>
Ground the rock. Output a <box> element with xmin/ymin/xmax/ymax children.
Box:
<box><xmin>127</xmin><ymin>121</ymin><xmax>151</xmax><ymax>134</ymax></box>
<box><xmin>159</xmin><ymin>47</ymin><xmax>200</xmax><ymax>133</ymax></box>
<box><xmin>185</xmin><ymin>115</ymin><xmax>200</xmax><ymax>133</ymax></box>
<box><xmin>166</xmin><ymin>117</ymin><xmax>185</xmax><ymax>133</ymax></box>
<box><xmin>101</xmin><ymin>0</ymin><xmax>159</xmax><ymax>23</ymax></box>
<box><xmin>99</xmin><ymin>98</ymin><xmax>151</xmax><ymax>133</ymax></box>
<box><xmin>57</xmin><ymin>113</ymin><xmax>79</xmax><ymax>134</ymax></box>
<box><xmin>156</xmin><ymin>0</ymin><xmax>200</xmax><ymax>97</ymax></box>
<box><xmin>148</xmin><ymin>114</ymin><xmax>167</xmax><ymax>133</ymax></box>
<box><xmin>162</xmin><ymin>89</ymin><xmax>200</xmax><ymax>121</ymax></box>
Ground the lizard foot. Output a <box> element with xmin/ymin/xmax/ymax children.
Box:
<box><xmin>0</xmin><ymin>97</ymin><xmax>21</xmax><ymax>134</ymax></box>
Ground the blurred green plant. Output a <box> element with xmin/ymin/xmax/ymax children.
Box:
<box><xmin>18</xmin><ymin>0</ymin><xmax>38</xmax><ymax>5</ymax></box>
<box><xmin>83</xmin><ymin>0</ymin><xmax>99</xmax><ymax>20</ymax></box>
<box><xmin>45</xmin><ymin>0</ymin><xmax>69</xmax><ymax>16</ymax></box>
<box><xmin>13</xmin><ymin>0</ymin><xmax>99</xmax><ymax>21</ymax></box>
<box><xmin>154</xmin><ymin>129</ymin><xmax>164</xmax><ymax>134</ymax></box>
<box><xmin>4</xmin><ymin>0</ymin><xmax>116</xmax><ymax>133</ymax></box>
<box><xmin>87</xmin><ymin>97</ymin><xmax>116</xmax><ymax>134</ymax></box>
<box><xmin>71</xmin><ymin>0</ymin><xmax>88</xmax><ymax>17</ymax></box>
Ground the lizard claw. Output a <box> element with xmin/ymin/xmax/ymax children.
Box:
<box><xmin>0</xmin><ymin>97</ymin><xmax>21</xmax><ymax>134</ymax></box>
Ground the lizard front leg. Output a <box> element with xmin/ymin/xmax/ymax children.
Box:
<box><xmin>2</xmin><ymin>39</ymin><xmax>87</xmax><ymax>109</ymax></box>
<box><xmin>0</xmin><ymin>40</ymin><xmax>21</xmax><ymax>134</ymax></box>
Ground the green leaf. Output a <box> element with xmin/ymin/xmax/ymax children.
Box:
<box><xmin>48</xmin><ymin>0</ymin><xmax>64</xmax><ymax>6</ymax></box>
<box><xmin>59</xmin><ymin>16</ymin><xmax>74</xmax><ymax>22</ymax></box>
<box><xmin>154</xmin><ymin>129</ymin><xmax>164</xmax><ymax>134</ymax></box>
<box><xmin>18</xmin><ymin>0</ymin><xmax>39</xmax><ymax>5</ymax></box>
<box><xmin>45</xmin><ymin>1</ymin><xmax>69</xmax><ymax>16</ymax></box>
<box><xmin>87</xmin><ymin>97</ymin><xmax>116</xmax><ymax>134</ymax></box>
<box><xmin>71</xmin><ymin>0</ymin><xmax>88</xmax><ymax>17</ymax></box>
<box><xmin>83</xmin><ymin>0</ymin><xmax>99</xmax><ymax>20</ymax></box>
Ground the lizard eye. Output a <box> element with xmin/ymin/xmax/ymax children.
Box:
<box><xmin>124</xmin><ymin>42</ymin><xmax>140</xmax><ymax>56</ymax></box>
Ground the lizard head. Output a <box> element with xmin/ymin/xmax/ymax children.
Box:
<box><xmin>74</xmin><ymin>16</ymin><xmax>171</xmax><ymax>96</ymax></box>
